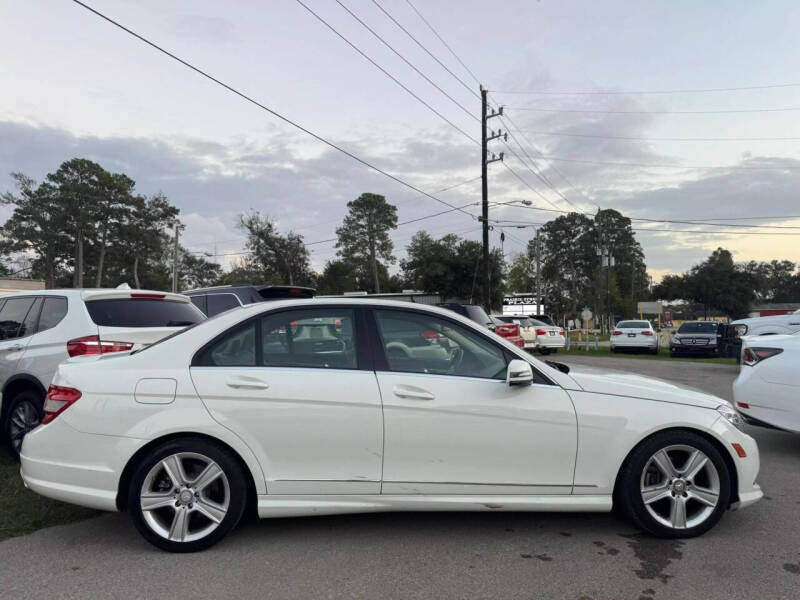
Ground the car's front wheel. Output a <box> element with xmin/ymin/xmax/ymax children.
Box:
<box><xmin>128</xmin><ymin>438</ymin><xmax>248</xmax><ymax>552</ymax></box>
<box><xmin>617</xmin><ymin>430</ymin><xmax>731</xmax><ymax>538</ymax></box>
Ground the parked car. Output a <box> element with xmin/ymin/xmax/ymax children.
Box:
<box><xmin>184</xmin><ymin>284</ymin><xmax>315</xmax><ymax>317</ymax></box>
<box><xmin>21</xmin><ymin>299</ymin><xmax>761</xmax><ymax>551</ymax></box>
<box><xmin>731</xmin><ymin>309</ymin><xmax>800</xmax><ymax>338</ymax></box>
<box><xmin>438</xmin><ymin>303</ymin><xmax>495</xmax><ymax>329</ymax></box>
<box><xmin>494</xmin><ymin>315</ymin><xmax>537</xmax><ymax>350</ymax></box>
<box><xmin>611</xmin><ymin>320</ymin><xmax>659</xmax><ymax>354</ymax></box>
<box><xmin>0</xmin><ymin>289</ymin><xmax>205</xmax><ymax>457</ymax></box>
<box><xmin>489</xmin><ymin>316</ymin><xmax>525</xmax><ymax>349</ymax></box>
<box><xmin>529</xmin><ymin>319</ymin><xmax>566</xmax><ymax>355</ymax></box>
<box><xmin>532</xmin><ymin>314</ymin><xmax>555</xmax><ymax>326</ymax></box>
<box><xmin>670</xmin><ymin>321</ymin><xmax>723</xmax><ymax>357</ymax></box>
<box><xmin>733</xmin><ymin>332</ymin><xmax>800</xmax><ymax>432</ymax></box>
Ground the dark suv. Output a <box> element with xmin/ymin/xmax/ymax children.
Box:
<box><xmin>184</xmin><ymin>284</ymin><xmax>316</xmax><ymax>317</ymax></box>
<box><xmin>437</xmin><ymin>303</ymin><xmax>495</xmax><ymax>329</ymax></box>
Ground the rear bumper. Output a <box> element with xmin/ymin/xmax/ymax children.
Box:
<box><xmin>537</xmin><ymin>337</ymin><xmax>565</xmax><ymax>349</ymax></box>
<box><xmin>610</xmin><ymin>337</ymin><xmax>657</xmax><ymax>348</ymax></box>
<box><xmin>20</xmin><ymin>418</ymin><xmax>143</xmax><ymax>512</ymax></box>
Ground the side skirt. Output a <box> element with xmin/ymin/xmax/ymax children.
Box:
<box><xmin>256</xmin><ymin>494</ymin><xmax>613</xmax><ymax>518</ymax></box>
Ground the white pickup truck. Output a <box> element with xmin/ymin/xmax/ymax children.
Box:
<box><xmin>731</xmin><ymin>309</ymin><xmax>800</xmax><ymax>337</ymax></box>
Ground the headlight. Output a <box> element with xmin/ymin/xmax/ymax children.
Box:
<box><xmin>672</xmin><ymin>338</ymin><xmax>681</xmax><ymax>345</ymax></box>
<box><xmin>734</xmin><ymin>324</ymin><xmax>748</xmax><ymax>338</ymax></box>
<box><xmin>717</xmin><ymin>404</ymin><xmax>744</xmax><ymax>430</ymax></box>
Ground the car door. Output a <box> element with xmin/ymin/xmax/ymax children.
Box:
<box><xmin>15</xmin><ymin>296</ymin><xmax>69</xmax><ymax>389</ymax></box>
<box><xmin>0</xmin><ymin>297</ymin><xmax>39</xmax><ymax>386</ymax></box>
<box><xmin>190</xmin><ymin>306</ymin><xmax>383</xmax><ymax>495</ymax></box>
<box><xmin>370</xmin><ymin>308</ymin><xmax>577</xmax><ymax>495</ymax></box>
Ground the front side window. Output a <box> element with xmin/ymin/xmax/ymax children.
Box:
<box><xmin>261</xmin><ymin>309</ymin><xmax>357</xmax><ymax>370</ymax></box>
<box><xmin>0</xmin><ymin>297</ymin><xmax>36</xmax><ymax>340</ymax></box>
<box><xmin>374</xmin><ymin>309</ymin><xmax>507</xmax><ymax>380</ymax></box>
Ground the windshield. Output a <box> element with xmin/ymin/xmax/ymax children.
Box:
<box><xmin>678</xmin><ymin>322</ymin><xmax>718</xmax><ymax>334</ymax></box>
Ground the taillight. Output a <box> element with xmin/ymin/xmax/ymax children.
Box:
<box><xmin>613</xmin><ymin>330</ymin><xmax>623</xmax><ymax>336</ymax></box>
<box><xmin>641</xmin><ymin>331</ymin><xmax>654</xmax><ymax>336</ymax></box>
<box><xmin>67</xmin><ymin>335</ymin><xmax>134</xmax><ymax>357</ymax></box>
<box><xmin>535</xmin><ymin>329</ymin><xmax>547</xmax><ymax>336</ymax></box>
<box><xmin>42</xmin><ymin>385</ymin><xmax>82</xmax><ymax>424</ymax></box>
<box><xmin>743</xmin><ymin>347</ymin><xmax>783</xmax><ymax>366</ymax></box>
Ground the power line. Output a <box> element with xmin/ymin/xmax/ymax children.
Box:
<box><xmin>404</xmin><ymin>0</ymin><xmax>482</xmax><ymax>87</ymax></box>
<box><xmin>516</xmin><ymin>130</ymin><xmax>800</xmax><ymax>143</ymax></box>
<box><xmin>70</xmin><ymin>0</ymin><xmax>476</xmax><ymax>221</ymax></box>
<box><xmin>334</xmin><ymin>0</ymin><xmax>478</xmax><ymax>123</ymax></box>
<box><xmin>507</xmin><ymin>105</ymin><xmax>800</xmax><ymax>115</ymax></box>
<box><xmin>293</xmin><ymin>0</ymin><xmax>479</xmax><ymax>146</ymax></box>
<box><xmin>521</xmin><ymin>155</ymin><xmax>800</xmax><ymax>171</ymax></box>
<box><xmin>370</xmin><ymin>0</ymin><xmax>479</xmax><ymax>101</ymax></box>
<box><xmin>491</xmin><ymin>82</ymin><xmax>800</xmax><ymax>95</ymax></box>
<box><xmin>491</xmin><ymin>219</ymin><xmax>800</xmax><ymax>236</ymax></box>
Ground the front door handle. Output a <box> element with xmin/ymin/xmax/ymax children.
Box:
<box><xmin>226</xmin><ymin>376</ymin><xmax>270</xmax><ymax>390</ymax></box>
<box><xmin>393</xmin><ymin>385</ymin><xmax>434</xmax><ymax>401</ymax></box>
<box><xmin>5</xmin><ymin>344</ymin><xmax>23</xmax><ymax>353</ymax></box>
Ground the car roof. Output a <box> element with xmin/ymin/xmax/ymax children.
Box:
<box><xmin>0</xmin><ymin>288</ymin><xmax>189</xmax><ymax>301</ymax></box>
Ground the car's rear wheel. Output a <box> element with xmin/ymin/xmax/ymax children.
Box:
<box><xmin>128</xmin><ymin>438</ymin><xmax>248</xmax><ymax>552</ymax></box>
<box><xmin>617</xmin><ymin>430</ymin><xmax>731</xmax><ymax>538</ymax></box>
<box><xmin>4</xmin><ymin>390</ymin><xmax>43</xmax><ymax>459</ymax></box>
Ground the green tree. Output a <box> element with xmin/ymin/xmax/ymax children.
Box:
<box><xmin>120</xmin><ymin>194</ymin><xmax>180</xmax><ymax>289</ymax></box>
<box><xmin>336</xmin><ymin>193</ymin><xmax>398</xmax><ymax>293</ymax></box>
<box><xmin>238</xmin><ymin>211</ymin><xmax>313</xmax><ymax>286</ymax></box>
<box><xmin>180</xmin><ymin>251</ymin><xmax>222</xmax><ymax>289</ymax></box>
<box><xmin>46</xmin><ymin>158</ymin><xmax>109</xmax><ymax>287</ymax></box>
<box><xmin>316</xmin><ymin>259</ymin><xmax>361</xmax><ymax>295</ymax></box>
<box><xmin>1</xmin><ymin>173</ymin><xmax>71</xmax><ymax>288</ymax></box>
<box><xmin>686</xmin><ymin>248</ymin><xmax>755</xmax><ymax>318</ymax></box>
<box><xmin>92</xmin><ymin>172</ymin><xmax>136</xmax><ymax>287</ymax></box>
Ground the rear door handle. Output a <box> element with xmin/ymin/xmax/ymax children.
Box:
<box><xmin>5</xmin><ymin>344</ymin><xmax>23</xmax><ymax>352</ymax></box>
<box><xmin>226</xmin><ymin>376</ymin><xmax>270</xmax><ymax>390</ymax></box>
<box><xmin>393</xmin><ymin>385</ymin><xmax>435</xmax><ymax>401</ymax></box>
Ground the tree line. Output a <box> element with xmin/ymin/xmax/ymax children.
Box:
<box><xmin>653</xmin><ymin>248</ymin><xmax>800</xmax><ymax>318</ymax></box>
<box><xmin>1</xmin><ymin>158</ymin><xmax>220</xmax><ymax>290</ymax></box>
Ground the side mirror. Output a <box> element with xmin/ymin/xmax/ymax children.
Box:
<box><xmin>507</xmin><ymin>359</ymin><xmax>533</xmax><ymax>386</ymax></box>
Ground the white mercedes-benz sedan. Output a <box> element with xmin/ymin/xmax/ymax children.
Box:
<box><xmin>20</xmin><ymin>299</ymin><xmax>762</xmax><ymax>552</ymax></box>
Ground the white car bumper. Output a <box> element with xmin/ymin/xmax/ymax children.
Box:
<box><xmin>20</xmin><ymin>418</ymin><xmax>143</xmax><ymax>512</ymax></box>
<box><xmin>610</xmin><ymin>336</ymin><xmax>658</xmax><ymax>349</ymax></box>
<box><xmin>537</xmin><ymin>335</ymin><xmax>565</xmax><ymax>349</ymax></box>
<box><xmin>733</xmin><ymin>363</ymin><xmax>800</xmax><ymax>433</ymax></box>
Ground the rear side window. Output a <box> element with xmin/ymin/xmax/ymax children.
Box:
<box><xmin>195</xmin><ymin>322</ymin><xmax>256</xmax><ymax>367</ymax></box>
<box><xmin>0</xmin><ymin>297</ymin><xmax>37</xmax><ymax>340</ymax></box>
<box><xmin>38</xmin><ymin>297</ymin><xmax>68</xmax><ymax>332</ymax></box>
<box><xmin>85</xmin><ymin>299</ymin><xmax>205</xmax><ymax>327</ymax></box>
<box><xmin>189</xmin><ymin>295</ymin><xmax>208</xmax><ymax>315</ymax></box>
<box><xmin>207</xmin><ymin>294</ymin><xmax>240</xmax><ymax>316</ymax></box>
<box><xmin>261</xmin><ymin>309</ymin><xmax>357</xmax><ymax>370</ymax></box>
<box><xmin>20</xmin><ymin>297</ymin><xmax>43</xmax><ymax>337</ymax></box>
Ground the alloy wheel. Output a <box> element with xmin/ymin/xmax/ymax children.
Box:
<box><xmin>139</xmin><ymin>452</ymin><xmax>230</xmax><ymax>543</ymax></box>
<box><xmin>639</xmin><ymin>444</ymin><xmax>720</xmax><ymax>530</ymax></box>
<box><xmin>9</xmin><ymin>400</ymin><xmax>40</xmax><ymax>454</ymax></box>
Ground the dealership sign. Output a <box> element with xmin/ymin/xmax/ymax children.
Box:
<box><xmin>502</xmin><ymin>294</ymin><xmax>543</xmax><ymax>316</ymax></box>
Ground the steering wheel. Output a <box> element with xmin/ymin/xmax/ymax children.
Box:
<box><xmin>447</xmin><ymin>346</ymin><xmax>464</xmax><ymax>374</ymax></box>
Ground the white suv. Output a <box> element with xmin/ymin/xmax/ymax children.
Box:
<box><xmin>0</xmin><ymin>289</ymin><xmax>205</xmax><ymax>457</ymax></box>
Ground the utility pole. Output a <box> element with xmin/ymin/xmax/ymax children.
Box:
<box><xmin>172</xmin><ymin>223</ymin><xmax>180</xmax><ymax>293</ymax></box>
<box><xmin>480</xmin><ymin>85</ymin><xmax>505</xmax><ymax>311</ymax></box>
<box><xmin>534</xmin><ymin>229</ymin><xmax>542</xmax><ymax>316</ymax></box>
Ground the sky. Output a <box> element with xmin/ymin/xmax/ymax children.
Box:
<box><xmin>2</xmin><ymin>0</ymin><xmax>800</xmax><ymax>282</ymax></box>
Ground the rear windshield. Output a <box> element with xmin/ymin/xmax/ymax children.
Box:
<box><xmin>464</xmin><ymin>305</ymin><xmax>493</xmax><ymax>326</ymax></box>
<box><xmin>678</xmin><ymin>322</ymin><xmax>718</xmax><ymax>334</ymax></box>
<box><xmin>85</xmin><ymin>299</ymin><xmax>206</xmax><ymax>327</ymax></box>
<box><xmin>617</xmin><ymin>321</ymin><xmax>651</xmax><ymax>329</ymax></box>
<box><xmin>529</xmin><ymin>319</ymin><xmax>549</xmax><ymax>327</ymax></box>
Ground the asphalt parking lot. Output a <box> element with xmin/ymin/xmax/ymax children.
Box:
<box><xmin>1</xmin><ymin>356</ymin><xmax>799</xmax><ymax>600</ymax></box>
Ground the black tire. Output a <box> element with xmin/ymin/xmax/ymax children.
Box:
<box><xmin>3</xmin><ymin>390</ymin><xmax>44</xmax><ymax>460</ymax></box>
<box><xmin>617</xmin><ymin>430</ymin><xmax>731</xmax><ymax>539</ymax></box>
<box><xmin>538</xmin><ymin>348</ymin><xmax>551</xmax><ymax>355</ymax></box>
<box><xmin>127</xmin><ymin>438</ymin><xmax>248</xmax><ymax>552</ymax></box>
<box><xmin>610</xmin><ymin>346</ymin><xmax>617</xmax><ymax>353</ymax></box>
<box><xmin>650</xmin><ymin>347</ymin><xmax>659</xmax><ymax>355</ymax></box>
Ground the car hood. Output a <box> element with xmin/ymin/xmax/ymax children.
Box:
<box><xmin>565</xmin><ymin>364</ymin><xmax>727</xmax><ymax>410</ymax></box>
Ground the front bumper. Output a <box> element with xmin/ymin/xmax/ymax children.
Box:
<box><xmin>20</xmin><ymin>418</ymin><xmax>143</xmax><ymax>512</ymax></box>
<box><xmin>710</xmin><ymin>415</ymin><xmax>763</xmax><ymax>510</ymax></box>
<box><xmin>670</xmin><ymin>343</ymin><xmax>719</xmax><ymax>355</ymax></box>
